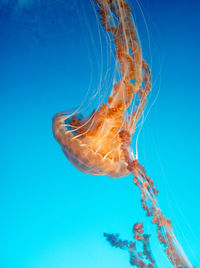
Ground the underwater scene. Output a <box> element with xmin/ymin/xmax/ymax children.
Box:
<box><xmin>0</xmin><ymin>0</ymin><xmax>200</xmax><ymax>267</ymax></box>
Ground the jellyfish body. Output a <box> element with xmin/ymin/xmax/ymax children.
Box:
<box><xmin>53</xmin><ymin>0</ymin><xmax>151</xmax><ymax>178</ymax></box>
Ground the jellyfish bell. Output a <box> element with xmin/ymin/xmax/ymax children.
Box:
<box><xmin>52</xmin><ymin>108</ymin><xmax>131</xmax><ymax>178</ymax></box>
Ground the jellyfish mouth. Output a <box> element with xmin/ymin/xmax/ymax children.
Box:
<box><xmin>52</xmin><ymin>112</ymin><xmax>130</xmax><ymax>178</ymax></box>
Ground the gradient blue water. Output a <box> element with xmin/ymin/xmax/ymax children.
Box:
<box><xmin>0</xmin><ymin>1</ymin><xmax>200</xmax><ymax>267</ymax></box>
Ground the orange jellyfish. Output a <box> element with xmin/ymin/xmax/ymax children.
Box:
<box><xmin>53</xmin><ymin>0</ymin><xmax>195</xmax><ymax>267</ymax></box>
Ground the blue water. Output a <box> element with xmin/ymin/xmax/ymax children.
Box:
<box><xmin>1</xmin><ymin>0</ymin><xmax>200</xmax><ymax>267</ymax></box>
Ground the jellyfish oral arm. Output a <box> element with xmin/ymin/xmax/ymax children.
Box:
<box><xmin>126</xmin><ymin>158</ymin><xmax>194</xmax><ymax>268</ymax></box>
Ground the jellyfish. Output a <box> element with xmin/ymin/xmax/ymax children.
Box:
<box><xmin>53</xmin><ymin>0</ymin><xmax>195</xmax><ymax>267</ymax></box>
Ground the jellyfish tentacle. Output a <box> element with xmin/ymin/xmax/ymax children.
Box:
<box><xmin>104</xmin><ymin>222</ymin><xmax>155</xmax><ymax>267</ymax></box>
<box><xmin>122</xmin><ymin>148</ymin><xmax>193</xmax><ymax>267</ymax></box>
<box><xmin>118</xmin><ymin>126</ymin><xmax>193</xmax><ymax>267</ymax></box>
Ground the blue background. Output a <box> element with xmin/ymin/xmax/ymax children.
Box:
<box><xmin>0</xmin><ymin>0</ymin><xmax>200</xmax><ymax>267</ymax></box>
